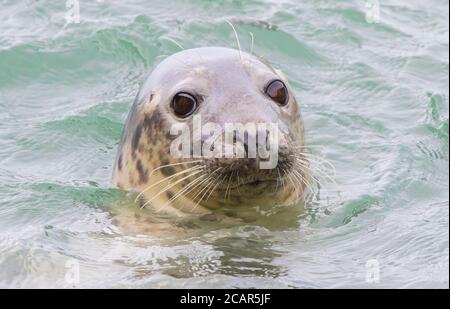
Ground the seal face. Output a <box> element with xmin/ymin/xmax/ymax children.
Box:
<box><xmin>112</xmin><ymin>47</ymin><xmax>309</xmax><ymax>215</ymax></box>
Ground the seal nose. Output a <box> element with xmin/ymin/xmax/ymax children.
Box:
<box><xmin>236</xmin><ymin>130</ymin><xmax>271</xmax><ymax>158</ymax></box>
<box><xmin>242</xmin><ymin>129</ymin><xmax>290</xmax><ymax>158</ymax></box>
<box><xmin>219</xmin><ymin>127</ymin><xmax>289</xmax><ymax>159</ymax></box>
<box><xmin>199</xmin><ymin>121</ymin><xmax>294</xmax><ymax>173</ymax></box>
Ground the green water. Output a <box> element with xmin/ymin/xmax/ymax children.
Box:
<box><xmin>0</xmin><ymin>0</ymin><xmax>448</xmax><ymax>288</ymax></box>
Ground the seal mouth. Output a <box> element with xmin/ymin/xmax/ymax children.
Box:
<box><xmin>200</xmin><ymin>153</ymin><xmax>299</xmax><ymax>192</ymax></box>
<box><xmin>219</xmin><ymin>178</ymin><xmax>279</xmax><ymax>190</ymax></box>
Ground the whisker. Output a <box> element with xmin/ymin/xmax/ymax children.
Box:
<box><xmin>135</xmin><ymin>164</ymin><xmax>203</xmax><ymax>203</ymax></box>
<box><xmin>291</xmin><ymin>163</ymin><xmax>316</xmax><ymax>197</ymax></box>
<box><xmin>222</xmin><ymin>173</ymin><xmax>230</xmax><ymax>200</ymax></box>
<box><xmin>280</xmin><ymin>166</ymin><xmax>299</xmax><ymax>199</ymax></box>
<box><xmin>292</xmin><ymin>162</ymin><xmax>309</xmax><ymax>186</ymax></box>
<box><xmin>291</xmin><ymin>166</ymin><xmax>311</xmax><ymax>188</ymax></box>
<box><xmin>292</xmin><ymin>145</ymin><xmax>326</xmax><ymax>149</ymax></box>
<box><xmin>205</xmin><ymin>176</ymin><xmax>225</xmax><ymax>202</ymax></box>
<box><xmin>163</xmin><ymin>173</ymin><xmax>209</xmax><ymax>210</ymax></box>
<box><xmin>194</xmin><ymin>176</ymin><xmax>225</xmax><ymax>212</ymax></box>
<box><xmin>226</xmin><ymin>171</ymin><xmax>235</xmax><ymax>199</ymax></box>
<box><xmin>292</xmin><ymin>153</ymin><xmax>336</xmax><ymax>182</ymax></box>
<box><xmin>160</xmin><ymin>36</ymin><xmax>185</xmax><ymax>50</ymax></box>
<box><xmin>141</xmin><ymin>169</ymin><xmax>204</xmax><ymax>209</ymax></box>
<box><xmin>295</xmin><ymin>156</ymin><xmax>335</xmax><ymax>184</ymax></box>
<box><xmin>249</xmin><ymin>32</ymin><xmax>255</xmax><ymax>54</ymax></box>
<box><xmin>298</xmin><ymin>152</ymin><xmax>335</xmax><ymax>172</ymax></box>
<box><xmin>148</xmin><ymin>160</ymin><xmax>202</xmax><ymax>178</ymax></box>
<box><xmin>189</xmin><ymin>176</ymin><xmax>215</xmax><ymax>204</ymax></box>
<box><xmin>281</xmin><ymin>167</ymin><xmax>289</xmax><ymax>193</ymax></box>
<box><xmin>235</xmin><ymin>170</ymin><xmax>242</xmax><ymax>195</ymax></box>
<box><xmin>224</xmin><ymin>170</ymin><xmax>236</xmax><ymax>200</ymax></box>
<box><xmin>275</xmin><ymin>167</ymin><xmax>282</xmax><ymax>192</ymax></box>
<box><xmin>156</xmin><ymin>54</ymin><xmax>170</xmax><ymax>60</ymax></box>
<box><xmin>293</xmin><ymin>154</ymin><xmax>337</xmax><ymax>189</ymax></box>
<box><xmin>288</xmin><ymin>171</ymin><xmax>301</xmax><ymax>200</ymax></box>
<box><xmin>188</xmin><ymin>167</ymin><xmax>222</xmax><ymax>203</ymax></box>
<box><xmin>293</xmin><ymin>157</ymin><xmax>323</xmax><ymax>181</ymax></box>
<box><xmin>178</xmin><ymin>169</ymin><xmax>223</xmax><ymax>211</ymax></box>
<box><xmin>191</xmin><ymin>168</ymin><xmax>223</xmax><ymax>212</ymax></box>
<box><xmin>225</xmin><ymin>20</ymin><xmax>243</xmax><ymax>62</ymax></box>
<box><xmin>192</xmin><ymin>178</ymin><xmax>215</xmax><ymax>211</ymax></box>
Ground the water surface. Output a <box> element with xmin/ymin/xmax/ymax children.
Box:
<box><xmin>0</xmin><ymin>0</ymin><xmax>448</xmax><ymax>288</ymax></box>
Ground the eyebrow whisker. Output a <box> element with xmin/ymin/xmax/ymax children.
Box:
<box><xmin>160</xmin><ymin>36</ymin><xmax>185</xmax><ymax>51</ymax></box>
<box><xmin>225</xmin><ymin>20</ymin><xmax>243</xmax><ymax>62</ymax></box>
<box><xmin>249</xmin><ymin>31</ymin><xmax>255</xmax><ymax>54</ymax></box>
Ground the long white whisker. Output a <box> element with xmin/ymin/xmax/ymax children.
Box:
<box><xmin>192</xmin><ymin>178</ymin><xmax>216</xmax><ymax>212</ymax></box>
<box><xmin>164</xmin><ymin>174</ymin><xmax>209</xmax><ymax>209</ymax></box>
<box><xmin>148</xmin><ymin>159</ymin><xmax>202</xmax><ymax>180</ymax></box>
<box><xmin>275</xmin><ymin>167</ymin><xmax>282</xmax><ymax>191</ymax></box>
<box><xmin>295</xmin><ymin>156</ymin><xmax>335</xmax><ymax>185</ymax></box>
<box><xmin>160</xmin><ymin>36</ymin><xmax>185</xmax><ymax>50</ymax></box>
<box><xmin>293</xmin><ymin>154</ymin><xmax>337</xmax><ymax>189</ymax></box>
<box><xmin>288</xmin><ymin>170</ymin><xmax>301</xmax><ymax>200</ymax></box>
<box><xmin>191</xmin><ymin>168</ymin><xmax>223</xmax><ymax>211</ymax></box>
<box><xmin>281</xmin><ymin>166</ymin><xmax>299</xmax><ymax>199</ymax></box>
<box><xmin>190</xmin><ymin>167</ymin><xmax>222</xmax><ymax>199</ymax></box>
<box><xmin>235</xmin><ymin>170</ymin><xmax>242</xmax><ymax>195</ymax></box>
<box><xmin>205</xmin><ymin>176</ymin><xmax>225</xmax><ymax>202</ymax></box>
<box><xmin>189</xmin><ymin>176</ymin><xmax>214</xmax><ymax>203</ymax></box>
<box><xmin>224</xmin><ymin>170</ymin><xmax>235</xmax><ymax>200</ymax></box>
<box><xmin>135</xmin><ymin>164</ymin><xmax>203</xmax><ymax>202</ymax></box>
<box><xmin>292</xmin><ymin>167</ymin><xmax>316</xmax><ymax>197</ymax></box>
<box><xmin>292</xmin><ymin>145</ymin><xmax>326</xmax><ymax>149</ymax></box>
<box><xmin>292</xmin><ymin>152</ymin><xmax>336</xmax><ymax>179</ymax></box>
<box><xmin>141</xmin><ymin>169</ymin><xmax>204</xmax><ymax>209</ymax></box>
<box><xmin>249</xmin><ymin>32</ymin><xmax>255</xmax><ymax>54</ymax></box>
<box><xmin>225</xmin><ymin>20</ymin><xmax>243</xmax><ymax>62</ymax></box>
<box><xmin>298</xmin><ymin>153</ymin><xmax>335</xmax><ymax>172</ymax></box>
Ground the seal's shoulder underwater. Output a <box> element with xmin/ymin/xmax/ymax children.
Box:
<box><xmin>112</xmin><ymin>47</ymin><xmax>309</xmax><ymax>216</ymax></box>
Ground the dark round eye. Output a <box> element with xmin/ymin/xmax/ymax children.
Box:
<box><xmin>171</xmin><ymin>92</ymin><xmax>197</xmax><ymax>118</ymax></box>
<box><xmin>265</xmin><ymin>80</ymin><xmax>289</xmax><ymax>106</ymax></box>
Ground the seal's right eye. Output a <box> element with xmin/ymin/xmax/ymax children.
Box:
<box><xmin>265</xmin><ymin>80</ymin><xmax>289</xmax><ymax>106</ymax></box>
<box><xmin>171</xmin><ymin>92</ymin><xmax>197</xmax><ymax>118</ymax></box>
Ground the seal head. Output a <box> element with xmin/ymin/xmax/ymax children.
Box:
<box><xmin>112</xmin><ymin>47</ymin><xmax>308</xmax><ymax>215</ymax></box>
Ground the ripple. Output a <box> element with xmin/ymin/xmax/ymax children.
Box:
<box><xmin>0</xmin><ymin>0</ymin><xmax>448</xmax><ymax>288</ymax></box>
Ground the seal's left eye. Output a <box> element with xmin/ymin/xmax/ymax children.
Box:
<box><xmin>171</xmin><ymin>92</ymin><xmax>197</xmax><ymax>118</ymax></box>
<box><xmin>265</xmin><ymin>80</ymin><xmax>289</xmax><ymax>106</ymax></box>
